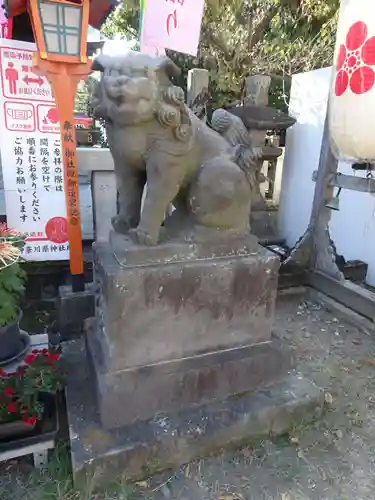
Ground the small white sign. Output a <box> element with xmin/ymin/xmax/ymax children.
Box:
<box><xmin>0</xmin><ymin>39</ymin><xmax>69</xmax><ymax>261</ymax></box>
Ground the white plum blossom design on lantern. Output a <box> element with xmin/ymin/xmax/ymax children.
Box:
<box><xmin>335</xmin><ymin>20</ymin><xmax>375</xmax><ymax>96</ymax></box>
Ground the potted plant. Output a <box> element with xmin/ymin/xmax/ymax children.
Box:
<box><xmin>0</xmin><ymin>347</ymin><xmax>63</xmax><ymax>438</ymax></box>
<box><xmin>0</xmin><ymin>224</ymin><xmax>27</xmax><ymax>363</ymax></box>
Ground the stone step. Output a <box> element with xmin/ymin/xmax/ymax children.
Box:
<box><xmin>64</xmin><ymin>338</ymin><xmax>323</xmax><ymax>491</ymax></box>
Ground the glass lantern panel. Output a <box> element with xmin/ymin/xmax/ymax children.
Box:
<box><xmin>38</xmin><ymin>0</ymin><xmax>82</xmax><ymax>56</ymax></box>
<box><xmin>63</xmin><ymin>5</ymin><xmax>81</xmax><ymax>30</ymax></box>
<box><xmin>44</xmin><ymin>31</ymin><xmax>60</xmax><ymax>53</ymax></box>
<box><xmin>65</xmin><ymin>33</ymin><xmax>80</xmax><ymax>56</ymax></box>
<box><xmin>39</xmin><ymin>2</ymin><xmax>58</xmax><ymax>26</ymax></box>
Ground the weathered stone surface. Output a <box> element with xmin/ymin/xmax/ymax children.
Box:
<box><xmin>86</xmin><ymin>317</ymin><xmax>292</xmax><ymax>428</ymax></box>
<box><xmin>228</xmin><ymin>105</ymin><xmax>296</xmax><ymax>131</ymax></box>
<box><xmin>187</xmin><ymin>68</ymin><xmax>209</xmax><ymax>121</ymax></box>
<box><xmin>250</xmin><ymin>210</ymin><xmax>279</xmax><ymax>243</ymax></box>
<box><xmin>89</xmin><ymin>238</ymin><xmax>283</xmax><ymax>429</ymax></box>
<box><xmin>245</xmin><ymin>75</ymin><xmax>271</xmax><ymax>107</ymax></box>
<box><xmin>64</xmin><ymin>339</ymin><xmax>324</xmax><ymax>491</ymax></box>
<box><xmin>109</xmin><ymin>230</ymin><xmax>260</xmax><ymax>266</ymax></box>
<box><xmin>93</xmin><ymin>239</ymin><xmax>280</xmax><ymax>372</ymax></box>
<box><xmin>58</xmin><ymin>283</ymin><xmax>95</xmax><ymax>338</ymax></box>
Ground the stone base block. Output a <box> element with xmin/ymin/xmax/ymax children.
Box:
<box><xmin>94</xmin><ymin>236</ymin><xmax>279</xmax><ymax>372</ymax></box>
<box><xmin>58</xmin><ymin>283</ymin><xmax>95</xmax><ymax>339</ymax></box>
<box><xmin>86</xmin><ymin>318</ymin><xmax>293</xmax><ymax>429</ymax></box>
<box><xmin>64</xmin><ymin>339</ymin><xmax>324</xmax><ymax>491</ymax></box>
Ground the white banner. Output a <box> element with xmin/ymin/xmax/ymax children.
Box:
<box><xmin>0</xmin><ymin>39</ymin><xmax>69</xmax><ymax>261</ymax></box>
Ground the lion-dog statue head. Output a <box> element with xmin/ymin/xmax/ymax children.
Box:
<box><xmin>91</xmin><ymin>51</ymin><xmax>192</xmax><ymax>142</ymax></box>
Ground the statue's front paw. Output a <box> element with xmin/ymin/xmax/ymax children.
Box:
<box><xmin>111</xmin><ymin>215</ymin><xmax>131</xmax><ymax>234</ymax></box>
<box><xmin>128</xmin><ymin>227</ymin><xmax>157</xmax><ymax>246</ymax></box>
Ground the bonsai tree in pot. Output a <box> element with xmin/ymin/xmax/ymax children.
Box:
<box><xmin>0</xmin><ymin>224</ymin><xmax>27</xmax><ymax>363</ymax></box>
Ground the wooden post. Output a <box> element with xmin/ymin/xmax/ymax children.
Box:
<box><xmin>51</xmin><ymin>73</ymin><xmax>82</xmax><ymax>274</ymax></box>
<box><xmin>281</xmin><ymin>104</ymin><xmax>343</xmax><ymax>281</ymax></box>
<box><xmin>32</xmin><ymin>56</ymin><xmax>91</xmax><ymax>284</ymax></box>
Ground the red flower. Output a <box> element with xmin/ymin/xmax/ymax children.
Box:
<box><xmin>7</xmin><ymin>402</ymin><xmax>17</xmax><ymax>413</ymax></box>
<box><xmin>0</xmin><ymin>223</ymin><xmax>21</xmax><ymax>237</ymax></box>
<box><xmin>335</xmin><ymin>21</ymin><xmax>375</xmax><ymax>96</ymax></box>
<box><xmin>22</xmin><ymin>414</ymin><xmax>37</xmax><ymax>426</ymax></box>
<box><xmin>45</xmin><ymin>352</ymin><xmax>60</xmax><ymax>362</ymax></box>
<box><xmin>3</xmin><ymin>386</ymin><xmax>14</xmax><ymax>397</ymax></box>
<box><xmin>24</xmin><ymin>353</ymin><xmax>37</xmax><ymax>365</ymax></box>
<box><xmin>32</xmin><ymin>349</ymin><xmax>41</xmax><ymax>355</ymax></box>
<box><xmin>0</xmin><ymin>368</ymin><xmax>5</xmax><ymax>377</ymax></box>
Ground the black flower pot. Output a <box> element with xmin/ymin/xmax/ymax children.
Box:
<box><xmin>0</xmin><ymin>393</ymin><xmax>59</xmax><ymax>447</ymax></box>
<box><xmin>0</xmin><ymin>418</ymin><xmax>36</xmax><ymax>440</ymax></box>
<box><xmin>0</xmin><ymin>312</ymin><xmax>24</xmax><ymax>362</ymax></box>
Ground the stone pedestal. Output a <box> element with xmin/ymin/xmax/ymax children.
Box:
<box><xmin>89</xmin><ymin>234</ymin><xmax>287</xmax><ymax>429</ymax></box>
<box><xmin>65</xmin><ymin>338</ymin><xmax>323</xmax><ymax>491</ymax></box>
<box><xmin>64</xmin><ymin>234</ymin><xmax>324</xmax><ymax>489</ymax></box>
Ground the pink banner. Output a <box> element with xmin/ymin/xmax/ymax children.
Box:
<box><xmin>0</xmin><ymin>7</ymin><xmax>7</xmax><ymax>26</ymax></box>
<box><xmin>141</xmin><ymin>0</ymin><xmax>205</xmax><ymax>56</ymax></box>
<box><xmin>140</xmin><ymin>36</ymin><xmax>166</xmax><ymax>57</ymax></box>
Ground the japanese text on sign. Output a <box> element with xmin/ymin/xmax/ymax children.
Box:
<box><xmin>0</xmin><ymin>38</ymin><xmax>69</xmax><ymax>261</ymax></box>
<box><xmin>63</xmin><ymin>120</ymin><xmax>80</xmax><ymax>227</ymax></box>
<box><xmin>165</xmin><ymin>0</ymin><xmax>185</xmax><ymax>36</ymax></box>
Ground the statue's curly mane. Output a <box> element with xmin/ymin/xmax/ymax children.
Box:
<box><xmin>154</xmin><ymin>84</ymin><xmax>193</xmax><ymax>143</ymax></box>
<box><xmin>90</xmin><ymin>52</ymin><xmax>195</xmax><ymax>144</ymax></box>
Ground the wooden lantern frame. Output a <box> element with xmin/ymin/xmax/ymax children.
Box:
<box><xmin>27</xmin><ymin>0</ymin><xmax>92</xmax><ymax>283</ymax></box>
<box><xmin>28</xmin><ymin>0</ymin><xmax>89</xmax><ymax>63</ymax></box>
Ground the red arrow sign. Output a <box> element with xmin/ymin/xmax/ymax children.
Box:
<box><xmin>23</xmin><ymin>75</ymin><xmax>44</xmax><ymax>85</ymax></box>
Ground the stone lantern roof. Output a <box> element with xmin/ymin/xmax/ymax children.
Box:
<box><xmin>228</xmin><ymin>105</ymin><xmax>296</xmax><ymax>132</ymax></box>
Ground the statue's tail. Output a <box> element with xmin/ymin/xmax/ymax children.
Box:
<box><xmin>211</xmin><ymin>109</ymin><xmax>264</xmax><ymax>189</ymax></box>
<box><xmin>231</xmin><ymin>144</ymin><xmax>265</xmax><ymax>189</ymax></box>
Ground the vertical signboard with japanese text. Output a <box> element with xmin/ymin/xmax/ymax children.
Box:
<box><xmin>0</xmin><ymin>39</ymin><xmax>69</xmax><ymax>261</ymax></box>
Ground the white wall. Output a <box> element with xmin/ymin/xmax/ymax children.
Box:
<box><xmin>278</xmin><ymin>67</ymin><xmax>375</xmax><ymax>287</ymax></box>
<box><xmin>278</xmin><ymin>67</ymin><xmax>331</xmax><ymax>247</ymax></box>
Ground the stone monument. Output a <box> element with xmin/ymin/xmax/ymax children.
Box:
<box><xmin>64</xmin><ymin>52</ymin><xmax>322</xmax><ymax>489</ymax></box>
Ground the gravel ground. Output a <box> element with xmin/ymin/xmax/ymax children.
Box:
<box><xmin>2</xmin><ymin>292</ymin><xmax>375</xmax><ymax>499</ymax></box>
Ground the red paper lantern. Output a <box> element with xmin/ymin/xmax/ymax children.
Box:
<box><xmin>329</xmin><ymin>0</ymin><xmax>375</xmax><ymax>161</ymax></box>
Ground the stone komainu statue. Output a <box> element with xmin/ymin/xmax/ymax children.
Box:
<box><xmin>91</xmin><ymin>52</ymin><xmax>262</xmax><ymax>246</ymax></box>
